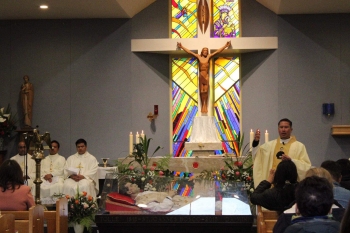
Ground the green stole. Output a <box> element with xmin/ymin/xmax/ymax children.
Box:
<box><xmin>272</xmin><ymin>136</ymin><xmax>296</xmax><ymax>169</ymax></box>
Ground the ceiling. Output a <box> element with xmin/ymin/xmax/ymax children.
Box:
<box><xmin>0</xmin><ymin>0</ymin><xmax>349</xmax><ymax>20</ymax></box>
<box><xmin>0</xmin><ymin>0</ymin><xmax>156</xmax><ymax>20</ymax></box>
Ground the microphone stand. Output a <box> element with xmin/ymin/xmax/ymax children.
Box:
<box><xmin>23</xmin><ymin>132</ymin><xmax>32</xmax><ymax>186</ymax></box>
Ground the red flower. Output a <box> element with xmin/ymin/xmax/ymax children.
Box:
<box><xmin>82</xmin><ymin>191</ymin><xmax>87</xmax><ymax>196</ymax></box>
<box><xmin>75</xmin><ymin>200</ymin><xmax>79</xmax><ymax>204</ymax></box>
<box><xmin>235</xmin><ymin>171</ymin><xmax>240</xmax><ymax>176</ymax></box>
<box><xmin>234</xmin><ymin>161</ymin><xmax>243</xmax><ymax>167</ymax></box>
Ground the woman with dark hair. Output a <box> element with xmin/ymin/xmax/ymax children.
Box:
<box><xmin>250</xmin><ymin>160</ymin><xmax>298</xmax><ymax>212</ymax></box>
<box><xmin>0</xmin><ymin>159</ymin><xmax>35</xmax><ymax>210</ymax></box>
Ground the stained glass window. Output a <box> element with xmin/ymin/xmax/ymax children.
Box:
<box><xmin>214</xmin><ymin>57</ymin><xmax>240</xmax><ymax>154</ymax></box>
<box><xmin>172</xmin><ymin>58</ymin><xmax>198</xmax><ymax>157</ymax></box>
<box><xmin>171</xmin><ymin>0</ymin><xmax>241</xmax><ymax>157</ymax></box>
<box><xmin>171</xmin><ymin>0</ymin><xmax>198</xmax><ymax>38</ymax></box>
<box><xmin>212</xmin><ymin>0</ymin><xmax>240</xmax><ymax>38</ymax></box>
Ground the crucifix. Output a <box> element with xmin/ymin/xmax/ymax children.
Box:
<box><xmin>177</xmin><ymin>41</ymin><xmax>231</xmax><ymax>113</ymax></box>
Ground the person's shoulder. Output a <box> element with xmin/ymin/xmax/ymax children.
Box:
<box><xmin>18</xmin><ymin>185</ymin><xmax>31</xmax><ymax>192</ymax></box>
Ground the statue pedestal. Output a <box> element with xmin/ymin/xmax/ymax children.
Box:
<box><xmin>185</xmin><ymin>142</ymin><xmax>222</xmax><ymax>157</ymax></box>
<box><xmin>186</xmin><ymin>116</ymin><xmax>222</xmax><ymax>156</ymax></box>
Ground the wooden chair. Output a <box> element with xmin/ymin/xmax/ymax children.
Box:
<box><xmin>0</xmin><ymin>213</ymin><xmax>16</xmax><ymax>233</ymax></box>
<box><xmin>256</xmin><ymin>205</ymin><xmax>279</xmax><ymax>233</ymax></box>
<box><xmin>2</xmin><ymin>198</ymin><xmax>68</xmax><ymax>233</ymax></box>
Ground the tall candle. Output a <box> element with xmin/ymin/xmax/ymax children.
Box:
<box><xmin>136</xmin><ymin>131</ymin><xmax>140</xmax><ymax>144</ymax></box>
<box><xmin>141</xmin><ymin>130</ymin><xmax>145</xmax><ymax>141</ymax></box>
<box><xmin>250</xmin><ymin>129</ymin><xmax>254</xmax><ymax>151</ymax></box>
<box><xmin>129</xmin><ymin>132</ymin><xmax>133</xmax><ymax>155</ymax></box>
<box><xmin>265</xmin><ymin>130</ymin><xmax>269</xmax><ymax>143</ymax></box>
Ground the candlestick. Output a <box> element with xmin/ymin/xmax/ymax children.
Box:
<box><xmin>136</xmin><ymin>131</ymin><xmax>140</xmax><ymax>144</ymax></box>
<box><xmin>129</xmin><ymin>132</ymin><xmax>133</xmax><ymax>155</ymax></box>
<box><xmin>140</xmin><ymin>130</ymin><xmax>145</xmax><ymax>141</ymax></box>
<box><xmin>250</xmin><ymin>129</ymin><xmax>254</xmax><ymax>152</ymax></box>
<box><xmin>265</xmin><ymin>130</ymin><xmax>269</xmax><ymax>143</ymax></box>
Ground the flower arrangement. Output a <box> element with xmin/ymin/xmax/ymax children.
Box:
<box><xmin>115</xmin><ymin>136</ymin><xmax>173</xmax><ymax>192</ymax></box>
<box><xmin>197</xmin><ymin>132</ymin><xmax>254</xmax><ymax>195</ymax></box>
<box><xmin>66</xmin><ymin>188</ymin><xmax>98</xmax><ymax>233</ymax></box>
<box><xmin>0</xmin><ymin>104</ymin><xmax>18</xmax><ymax>150</ymax></box>
<box><xmin>0</xmin><ymin>105</ymin><xmax>17</xmax><ymax>136</ymax></box>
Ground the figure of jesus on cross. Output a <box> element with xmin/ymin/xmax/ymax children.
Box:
<box><xmin>177</xmin><ymin>41</ymin><xmax>231</xmax><ymax>113</ymax></box>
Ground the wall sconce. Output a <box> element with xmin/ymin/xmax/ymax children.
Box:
<box><xmin>322</xmin><ymin>103</ymin><xmax>334</xmax><ymax>116</ymax></box>
<box><xmin>147</xmin><ymin>105</ymin><xmax>158</xmax><ymax>121</ymax></box>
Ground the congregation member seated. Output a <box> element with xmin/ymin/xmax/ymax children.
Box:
<box><xmin>336</xmin><ymin>158</ymin><xmax>350</xmax><ymax>191</ymax></box>
<box><xmin>321</xmin><ymin>160</ymin><xmax>350</xmax><ymax>208</ymax></box>
<box><xmin>62</xmin><ymin>139</ymin><xmax>98</xmax><ymax>198</ymax></box>
<box><xmin>38</xmin><ymin>140</ymin><xmax>66</xmax><ymax>204</ymax></box>
<box><xmin>0</xmin><ymin>160</ymin><xmax>35</xmax><ymax>210</ymax></box>
<box><xmin>273</xmin><ymin>167</ymin><xmax>345</xmax><ymax>233</ymax></box>
<box><xmin>250</xmin><ymin>160</ymin><xmax>298</xmax><ymax>212</ymax></box>
<box><xmin>340</xmin><ymin>201</ymin><xmax>350</xmax><ymax>233</ymax></box>
<box><xmin>283</xmin><ymin>176</ymin><xmax>340</xmax><ymax>233</ymax></box>
<box><xmin>10</xmin><ymin>141</ymin><xmax>36</xmax><ymax>189</ymax></box>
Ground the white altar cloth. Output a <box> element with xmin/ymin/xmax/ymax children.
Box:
<box><xmin>190</xmin><ymin>116</ymin><xmax>220</xmax><ymax>143</ymax></box>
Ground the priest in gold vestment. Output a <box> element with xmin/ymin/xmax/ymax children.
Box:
<box><xmin>252</xmin><ymin>118</ymin><xmax>311</xmax><ymax>188</ymax></box>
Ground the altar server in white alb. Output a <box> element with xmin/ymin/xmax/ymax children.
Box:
<box><xmin>62</xmin><ymin>139</ymin><xmax>98</xmax><ymax>198</ymax></box>
<box><xmin>252</xmin><ymin>118</ymin><xmax>312</xmax><ymax>188</ymax></box>
<box><xmin>11</xmin><ymin>141</ymin><xmax>36</xmax><ymax>189</ymax></box>
<box><xmin>39</xmin><ymin>140</ymin><xmax>66</xmax><ymax>203</ymax></box>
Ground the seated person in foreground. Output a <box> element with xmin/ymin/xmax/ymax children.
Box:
<box><xmin>340</xmin><ymin>201</ymin><xmax>350</xmax><ymax>233</ymax></box>
<box><xmin>336</xmin><ymin>158</ymin><xmax>350</xmax><ymax>191</ymax></box>
<box><xmin>39</xmin><ymin>140</ymin><xmax>66</xmax><ymax>204</ymax></box>
<box><xmin>321</xmin><ymin>160</ymin><xmax>350</xmax><ymax>208</ymax></box>
<box><xmin>0</xmin><ymin>159</ymin><xmax>35</xmax><ymax>210</ymax></box>
<box><xmin>273</xmin><ymin>167</ymin><xmax>345</xmax><ymax>233</ymax></box>
<box><xmin>250</xmin><ymin>160</ymin><xmax>298</xmax><ymax>212</ymax></box>
<box><xmin>62</xmin><ymin>139</ymin><xmax>98</xmax><ymax>198</ymax></box>
<box><xmin>283</xmin><ymin>176</ymin><xmax>340</xmax><ymax>233</ymax></box>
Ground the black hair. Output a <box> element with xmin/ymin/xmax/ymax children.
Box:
<box><xmin>75</xmin><ymin>138</ymin><xmax>87</xmax><ymax>146</ymax></box>
<box><xmin>273</xmin><ymin>160</ymin><xmax>298</xmax><ymax>187</ymax></box>
<box><xmin>295</xmin><ymin>176</ymin><xmax>333</xmax><ymax>217</ymax></box>
<box><xmin>336</xmin><ymin>159</ymin><xmax>350</xmax><ymax>177</ymax></box>
<box><xmin>278</xmin><ymin>118</ymin><xmax>292</xmax><ymax>127</ymax></box>
<box><xmin>51</xmin><ymin>140</ymin><xmax>60</xmax><ymax>148</ymax></box>
<box><xmin>0</xmin><ymin>160</ymin><xmax>24</xmax><ymax>192</ymax></box>
<box><xmin>321</xmin><ymin>160</ymin><xmax>342</xmax><ymax>182</ymax></box>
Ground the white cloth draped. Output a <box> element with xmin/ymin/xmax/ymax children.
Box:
<box><xmin>189</xmin><ymin>116</ymin><xmax>220</xmax><ymax>143</ymax></box>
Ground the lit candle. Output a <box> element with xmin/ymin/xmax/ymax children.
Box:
<box><xmin>129</xmin><ymin>132</ymin><xmax>133</xmax><ymax>155</ymax></box>
<box><xmin>250</xmin><ymin>129</ymin><xmax>254</xmax><ymax>151</ymax></box>
<box><xmin>265</xmin><ymin>130</ymin><xmax>269</xmax><ymax>143</ymax></box>
<box><xmin>140</xmin><ymin>130</ymin><xmax>145</xmax><ymax>141</ymax></box>
<box><xmin>136</xmin><ymin>131</ymin><xmax>140</xmax><ymax>144</ymax></box>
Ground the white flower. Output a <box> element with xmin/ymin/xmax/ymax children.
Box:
<box><xmin>83</xmin><ymin>203</ymin><xmax>88</xmax><ymax>209</ymax></box>
<box><xmin>141</xmin><ymin>177</ymin><xmax>145</xmax><ymax>181</ymax></box>
<box><xmin>147</xmin><ymin>171</ymin><xmax>155</xmax><ymax>177</ymax></box>
<box><xmin>250</xmin><ymin>188</ymin><xmax>254</xmax><ymax>193</ymax></box>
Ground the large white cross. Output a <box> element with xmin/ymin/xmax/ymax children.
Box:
<box><xmin>131</xmin><ymin>0</ymin><xmax>277</xmax><ymax>116</ymax></box>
